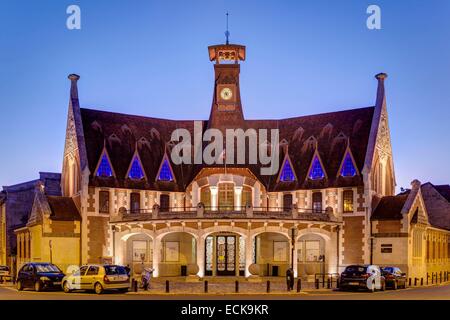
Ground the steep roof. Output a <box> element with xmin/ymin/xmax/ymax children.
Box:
<box><xmin>47</xmin><ymin>196</ymin><xmax>81</xmax><ymax>221</ymax></box>
<box><xmin>371</xmin><ymin>193</ymin><xmax>409</xmax><ymax>220</ymax></box>
<box><xmin>421</xmin><ymin>182</ymin><xmax>450</xmax><ymax>230</ymax></box>
<box><xmin>80</xmin><ymin>106</ymin><xmax>374</xmax><ymax>192</ymax></box>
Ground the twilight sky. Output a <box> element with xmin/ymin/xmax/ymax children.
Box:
<box><xmin>0</xmin><ymin>0</ymin><xmax>449</xmax><ymax>190</ymax></box>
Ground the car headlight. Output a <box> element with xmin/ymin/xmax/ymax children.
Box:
<box><xmin>40</xmin><ymin>276</ymin><xmax>51</xmax><ymax>281</ymax></box>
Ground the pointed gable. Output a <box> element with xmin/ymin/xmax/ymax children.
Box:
<box><xmin>308</xmin><ymin>153</ymin><xmax>326</xmax><ymax>180</ymax></box>
<box><xmin>127</xmin><ymin>152</ymin><xmax>146</xmax><ymax>180</ymax></box>
<box><xmin>95</xmin><ymin>149</ymin><xmax>114</xmax><ymax>177</ymax></box>
<box><xmin>339</xmin><ymin>149</ymin><xmax>358</xmax><ymax>177</ymax></box>
<box><xmin>157</xmin><ymin>154</ymin><xmax>175</xmax><ymax>182</ymax></box>
<box><xmin>278</xmin><ymin>156</ymin><xmax>296</xmax><ymax>182</ymax></box>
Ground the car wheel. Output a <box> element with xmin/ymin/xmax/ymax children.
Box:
<box><xmin>63</xmin><ymin>281</ymin><xmax>72</xmax><ymax>293</ymax></box>
<box><xmin>94</xmin><ymin>282</ymin><xmax>103</xmax><ymax>295</ymax></box>
<box><xmin>17</xmin><ymin>280</ymin><xmax>23</xmax><ymax>291</ymax></box>
<box><xmin>34</xmin><ymin>281</ymin><xmax>42</xmax><ymax>292</ymax></box>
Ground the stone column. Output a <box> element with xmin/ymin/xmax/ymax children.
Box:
<box><xmin>245</xmin><ymin>234</ymin><xmax>253</xmax><ymax>277</ymax></box>
<box><xmin>152</xmin><ymin>237</ymin><xmax>162</xmax><ymax>277</ymax></box>
<box><xmin>196</xmin><ymin>237</ymin><xmax>205</xmax><ymax>277</ymax></box>
<box><xmin>235</xmin><ymin>235</ymin><xmax>240</xmax><ymax>276</ymax></box>
<box><xmin>292</xmin><ymin>241</ymin><xmax>298</xmax><ymax>278</ymax></box>
<box><xmin>234</xmin><ymin>186</ymin><xmax>243</xmax><ymax>211</ymax></box>
<box><xmin>210</xmin><ymin>186</ymin><xmax>218</xmax><ymax>211</ymax></box>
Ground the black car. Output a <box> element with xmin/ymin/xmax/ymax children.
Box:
<box><xmin>16</xmin><ymin>263</ymin><xmax>65</xmax><ymax>291</ymax></box>
<box><xmin>381</xmin><ymin>267</ymin><xmax>407</xmax><ymax>289</ymax></box>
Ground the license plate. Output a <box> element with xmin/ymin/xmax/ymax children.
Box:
<box><xmin>349</xmin><ymin>282</ymin><xmax>359</xmax><ymax>286</ymax></box>
<box><xmin>54</xmin><ymin>282</ymin><xmax>61</xmax><ymax>285</ymax></box>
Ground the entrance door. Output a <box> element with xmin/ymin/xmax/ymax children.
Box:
<box><xmin>216</xmin><ymin>236</ymin><xmax>236</xmax><ymax>276</ymax></box>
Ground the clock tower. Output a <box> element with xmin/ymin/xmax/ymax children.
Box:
<box><xmin>207</xmin><ymin>42</ymin><xmax>246</xmax><ymax>131</ymax></box>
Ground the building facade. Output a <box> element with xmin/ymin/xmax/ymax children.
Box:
<box><xmin>57</xmin><ymin>41</ymin><xmax>397</xmax><ymax>279</ymax></box>
<box><xmin>3</xmin><ymin>40</ymin><xmax>448</xmax><ymax>281</ymax></box>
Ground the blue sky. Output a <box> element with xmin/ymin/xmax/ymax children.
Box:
<box><xmin>0</xmin><ymin>0</ymin><xmax>449</xmax><ymax>190</ymax></box>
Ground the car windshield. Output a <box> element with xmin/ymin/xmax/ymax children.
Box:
<box><xmin>344</xmin><ymin>266</ymin><xmax>367</xmax><ymax>273</ymax></box>
<box><xmin>35</xmin><ymin>264</ymin><xmax>61</xmax><ymax>273</ymax></box>
<box><xmin>383</xmin><ymin>267</ymin><xmax>394</xmax><ymax>273</ymax></box>
<box><xmin>104</xmin><ymin>266</ymin><xmax>127</xmax><ymax>275</ymax></box>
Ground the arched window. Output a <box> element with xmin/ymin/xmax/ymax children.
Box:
<box><xmin>312</xmin><ymin>192</ymin><xmax>322</xmax><ymax>213</ymax></box>
<box><xmin>218</xmin><ymin>183</ymin><xmax>234</xmax><ymax>211</ymax></box>
<box><xmin>343</xmin><ymin>190</ymin><xmax>354</xmax><ymax>213</ymax></box>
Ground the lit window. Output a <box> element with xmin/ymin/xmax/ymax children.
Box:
<box><xmin>343</xmin><ymin>190</ymin><xmax>354</xmax><ymax>213</ymax></box>
<box><xmin>157</xmin><ymin>158</ymin><xmax>174</xmax><ymax>181</ymax></box>
<box><xmin>96</xmin><ymin>153</ymin><xmax>113</xmax><ymax>177</ymax></box>
<box><xmin>309</xmin><ymin>155</ymin><xmax>325</xmax><ymax>180</ymax></box>
<box><xmin>130</xmin><ymin>193</ymin><xmax>140</xmax><ymax>213</ymax></box>
<box><xmin>99</xmin><ymin>191</ymin><xmax>110</xmax><ymax>214</ymax></box>
<box><xmin>340</xmin><ymin>152</ymin><xmax>357</xmax><ymax>177</ymax></box>
<box><xmin>128</xmin><ymin>156</ymin><xmax>145</xmax><ymax>180</ymax></box>
<box><xmin>280</xmin><ymin>158</ymin><xmax>296</xmax><ymax>182</ymax></box>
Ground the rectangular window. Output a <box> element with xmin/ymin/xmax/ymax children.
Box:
<box><xmin>130</xmin><ymin>192</ymin><xmax>140</xmax><ymax>213</ymax></box>
<box><xmin>132</xmin><ymin>240</ymin><xmax>148</xmax><ymax>262</ymax></box>
<box><xmin>200</xmin><ymin>187</ymin><xmax>211</xmax><ymax>208</ymax></box>
<box><xmin>343</xmin><ymin>190</ymin><xmax>354</xmax><ymax>213</ymax></box>
<box><xmin>99</xmin><ymin>191</ymin><xmax>110</xmax><ymax>214</ymax></box>
<box><xmin>160</xmin><ymin>194</ymin><xmax>170</xmax><ymax>212</ymax></box>
<box><xmin>381</xmin><ymin>244</ymin><xmax>393</xmax><ymax>253</ymax></box>
<box><xmin>312</xmin><ymin>192</ymin><xmax>322</xmax><ymax>213</ymax></box>
<box><xmin>283</xmin><ymin>194</ymin><xmax>293</xmax><ymax>210</ymax></box>
<box><xmin>305</xmin><ymin>240</ymin><xmax>320</xmax><ymax>262</ymax></box>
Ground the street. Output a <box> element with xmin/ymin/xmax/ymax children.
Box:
<box><xmin>1</xmin><ymin>283</ymin><xmax>450</xmax><ymax>300</ymax></box>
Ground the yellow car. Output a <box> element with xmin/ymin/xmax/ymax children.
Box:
<box><xmin>62</xmin><ymin>264</ymin><xmax>130</xmax><ymax>294</ymax></box>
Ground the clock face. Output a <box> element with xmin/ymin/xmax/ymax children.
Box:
<box><xmin>220</xmin><ymin>87</ymin><xmax>233</xmax><ymax>101</ymax></box>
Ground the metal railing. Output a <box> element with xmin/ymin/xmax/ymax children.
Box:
<box><xmin>110</xmin><ymin>204</ymin><xmax>341</xmax><ymax>223</ymax></box>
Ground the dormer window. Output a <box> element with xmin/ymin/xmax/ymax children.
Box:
<box><xmin>308</xmin><ymin>155</ymin><xmax>325</xmax><ymax>180</ymax></box>
<box><xmin>128</xmin><ymin>155</ymin><xmax>145</xmax><ymax>180</ymax></box>
<box><xmin>157</xmin><ymin>158</ymin><xmax>174</xmax><ymax>181</ymax></box>
<box><xmin>279</xmin><ymin>158</ymin><xmax>296</xmax><ymax>182</ymax></box>
<box><xmin>96</xmin><ymin>152</ymin><xmax>113</xmax><ymax>177</ymax></box>
<box><xmin>340</xmin><ymin>152</ymin><xmax>357</xmax><ymax>177</ymax></box>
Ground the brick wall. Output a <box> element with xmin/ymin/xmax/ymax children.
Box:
<box><xmin>87</xmin><ymin>216</ymin><xmax>109</xmax><ymax>263</ymax></box>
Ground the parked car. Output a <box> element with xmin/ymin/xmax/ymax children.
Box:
<box><xmin>62</xmin><ymin>264</ymin><xmax>130</xmax><ymax>294</ymax></box>
<box><xmin>16</xmin><ymin>263</ymin><xmax>65</xmax><ymax>291</ymax></box>
<box><xmin>0</xmin><ymin>266</ymin><xmax>11</xmax><ymax>283</ymax></box>
<box><xmin>340</xmin><ymin>265</ymin><xmax>386</xmax><ymax>292</ymax></box>
<box><xmin>382</xmin><ymin>267</ymin><xmax>407</xmax><ymax>289</ymax></box>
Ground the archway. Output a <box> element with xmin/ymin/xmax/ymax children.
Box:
<box><xmin>159</xmin><ymin>232</ymin><xmax>197</xmax><ymax>277</ymax></box>
<box><xmin>204</xmin><ymin>232</ymin><xmax>245</xmax><ymax>276</ymax></box>
<box><xmin>254</xmin><ymin>232</ymin><xmax>291</xmax><ymax>277</ymax></box>
<box><xmin>121</xmin><ymin>233</ymin><xmax>153</xmax><ymax>276</ymax></box>
<box><xmin>296</xmin><ymin>233</ymin><xmax>327</xmax><ymax>279</ymax></box>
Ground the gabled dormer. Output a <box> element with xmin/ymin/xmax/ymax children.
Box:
<box><xmin>126</xmin><ymin>149</ymin><xmax>147</xmax><ymax>180</ymax></box>
<box><xmin>307</xmin><ymin>150</ymin><xmax>327</xmax><ymax>180</ymax></box>
<box><xmin>338</xmin><ymin>146</ymin><xmax>360</xmax><ymax>177</ymax></box>
<box><xmin>277</xmin><ymin>154</ymin><xmax>297</xmax><ymax>182</ymax></box>
<box><xmin>156</xmin><ymin>153</ymin><xmax>175</xmax><ymax>182</ymax></box>
<box><xmin>94</xmin><ymin>147</ymin><xmax>115</xmax><ymax>178</ymax></box>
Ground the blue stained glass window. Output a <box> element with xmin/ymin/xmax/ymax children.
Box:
<box><xmin>340</xmin><ymin>152</ymin><xmax>357</xmax><ymax>177</ymax></box>
<box><xmin>96</xmin><ymin>153</ymin><xmax>113</xmax><ymax>177</ymax></box>
<box><xmin>129</xmin><ymin>156</ymin><xmax>145</xmax><ymax>180</ymax></box>
<box><xmin>309</xmin><ymin>155</ymin><xmax>325</xmax><ymax>180</ymax></box>
<box><xmin>280</xmin><ymin>158</ymin><xmax>296</xmax><ymax>182</ymax></box>
<box><xmin>158</xmin><ymin>158</ymin><xmax>174</xmax><ymax>181</ymax></box>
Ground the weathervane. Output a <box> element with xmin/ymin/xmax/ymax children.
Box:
<box><xmin>225</xmin><ymin>12</ymin><xmax>230</xmax><ymax>45</ymax></box>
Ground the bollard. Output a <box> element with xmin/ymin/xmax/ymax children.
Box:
<box><xmin>266</xmin><ymin>280</ymin><xmax>271</xmax><ymax>293</ymax></box>
<box><xmin>337</xmin><ymin>278</ymin><xmax>340</xmax><ymax>289</ymax></box>
<box><xmin>296</xmin><ymin>279</ymin><xmax>301</xmax><ymax>292</ymax></box>
<box><xmin>235</xmin><ymin>280</ymin><xmax>239</xmax><ymax>293</ymax></box>
<box><xmin>414</xmin><ymin>278</ymin><xmax>418</xmax><ymax>286</ymax></box>
<box><xmin>440</xmin><ymin>272</ymin><xmax>442</xmax><ymax>283</ymax></box>
<box><xmin>165</xmin><ymin>280</ymin><xmax>169</xmax><ymax>293</ymax></box>
<box><xmin>322</xmin><ymin>275</ymin><xmax>325</xmax><ymax>288</ymax></box>
<box><xmin>408</xmin><ymin>278</ymin><xmax>411</xmax><ymax>287</ymax></box>
<box><xmin>133</xmin><ymin>279</ymin><xmax>138</xmax><ymax>292</ymax></box>
<box><xmin>427</xmin><ymin>273</ymin><xmax>429</xmax><ymax>285</ymax></box>
<box><xmin>432</xmin><ymin>274</ymin><xmax>434</xmax><ymax>284</ymax></box>
<box><xmin>204</xmin><ymin>280</ymin><xmax>208</xmax><ymax>293</ymax></box>
<box><xmin>421</xmin><ymin>278</ymin><xmax>423</xmax><ymax>286</ymax></box>
<box><xmin>327</xmin><ymin>278</ymin><xmax>331</xmax><ymax>289</ymax></box>
<box><xmin>315</xmin><ymin>278</ymin><xmax>319</xmax><ymax>289</ymax></box>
